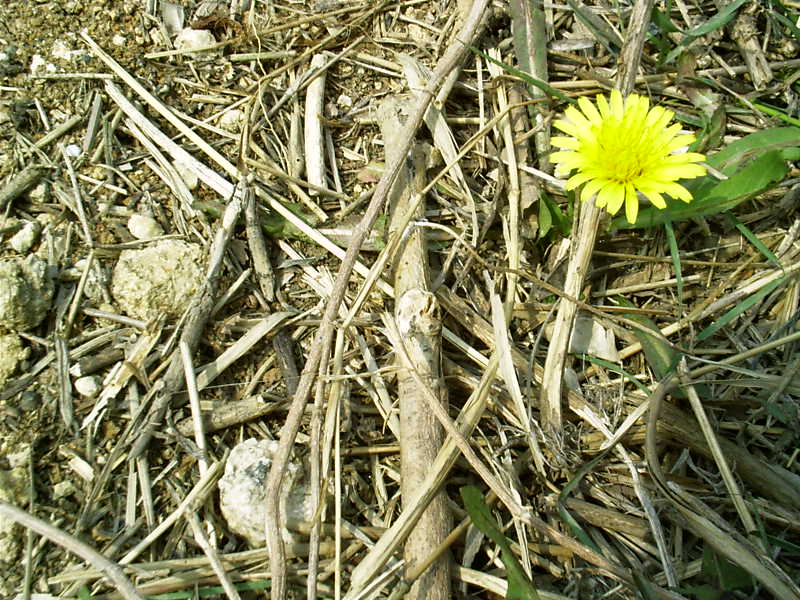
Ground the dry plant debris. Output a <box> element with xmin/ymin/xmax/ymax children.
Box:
<box><xmin>0</xmin><ymin>0</ymin><xmax>799</xmax><ymax>599</ymax></box>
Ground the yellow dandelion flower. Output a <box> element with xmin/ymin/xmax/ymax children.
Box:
<box><xmin>550</xmin><ymin>89</ymin><xmax>707</xmax><ymax>224</ymax></box>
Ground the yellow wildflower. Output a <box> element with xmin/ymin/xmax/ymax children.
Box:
<box><xmin>551</xmin><ymin>89</ymin><xmax>707</xmax><ymax>224</ymax></box>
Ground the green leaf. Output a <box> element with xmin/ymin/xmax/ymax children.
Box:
<box><xmin>651</xmin><ymin>5</ymin><xmax>680</xmax><ymax>33</ymax></box>
<box><xmin>706</xmin><ymin>126</ymin><xmax>800</xmax><ymax>171</ymax></box>
<box><xmin>539</xmin><ymin>192</ymin><xmax>569</xmax><ymax>238</ymax></box>
<box><xmin>618</xmin><ymin>150</ymin><xmax>789</xmax><ymax>229</ymax></box>
<box><xmin>692</xmin><ymin>105</ymin><xmax>726</xmax><ymax>153</ymax></box>
<box><xmin>702</xmin><ymin>544</ymin><xmax>755</xmax><ymax>591</ymax></box>
<box><xmin>697</xmin><ymin>276</ymin><xmax>787</xmax><ymax>341</ymax></box>
<box><xmin>460</xmin><ymin>486</ymin><xmax>541</xmax><ymax>600</ymax></box>
<box><xmin>538</xmin><ymin>191</ymin><xmax>553</xmax><ymax>239</ymax></box>
<box><xmin>679</xmin><ymin>583</ymin><xmax>723</xmax><ymax>600</ymax></box>
<box><xmin>617</xmin><ymin>300</ymin><xmax>681</xmax><ymax>380</ymax></box>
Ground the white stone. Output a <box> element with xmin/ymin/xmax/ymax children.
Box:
<box><xmin>173</xmin><ymin>160</ymin><xmax>198</xmax><ymax>190</ymax></box>
<box><xmin>127</xmin><ymin>214</ymin><xmax>164</xmax><ymax>240</ymax></box>
<box><xmin>51</xmin><ymin>39</ymin><xmax>87</xmax><ymax>63</ymax></box>
<box><xmin>336</xmin><ymin>93</ymin><xmax>353</xmax><ymax>108</ymax></box>
<box><xmin>217</xmin><ymin>108</ymin><xmax>244</xmax><ymax>133</ymax></box>
<box><xmin>218</xmin><ymin>439</ymin><xmax>312</xmax><ymax>547</ymax></box>
<box><xmin>174</xmin><ymin>28</ymin><xmax>217</xmax><ymax>57</ymax></box>
<box><xmin>64</xmin><ymin>144</ymin><xmax>82</xmax><ymax>158</ymax></box>
<box><xmin>111</xmin><ymin>240</ymin><xmax>204</xmax><ymax>320</ymax></box>
<box><xmin>53</xmin><ymin>480</ymin><xmax>76</xmax><ymax>500</ymax></box>
<box><xmin>74</xmin><ymin>375</ymin><xmax>102</xmax><ymax>398</ymax></box>
<box><xmin>29</xmin><ymin>54</ymin><xmax>53</xmax><ymax>74</ymax></box>
<box><xmin>9</xmin><ymin>220</ymin><xmax>42</xmax><ymax>253</ymax></box>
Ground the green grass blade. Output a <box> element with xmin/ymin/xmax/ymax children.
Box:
<box><xmin>461</xmin><ymin>486</ymin><xmax>541</xmax><ymax>600</ymax></box>
<box><xmin>664</xmin><ymin>220</ymin><xmax>684</xmax><ymax>306</ymax></box>
<box><xmin>469</xmin><ymin>46</ymin><xmax>575</xmax><ymax>105</ymax></box>
<box><xmin>565</xmin><ymin>0</ymin><xmax>621</xmax><ymax>52</ymax></box>
<box><xmin>579</xmin><ymin>354</ymin><xmax>651</xmax><ymax>394</ymax></box>
<box><xmin>725</xmin><ymin>212</ymin><xmax>780</xmax><ymax>267</ymax></box>
<box><xmin>557</xmin><ymin>451</ymin><xmax>608</xmax><ymax>554</ymax></box>
<box><xmin>697</xmin><ymin>276</ymin><xmax>788</xmax><ymax>342</ymax></box>
<box><xmin>753</xmin><ymin>102</ymin><xmax>800</xmax><ymax>127</ymax></box>
<box><xmin>663</xmin><ymin>0</ymin><xmax>750</xmax><ymax>63</ymax></box>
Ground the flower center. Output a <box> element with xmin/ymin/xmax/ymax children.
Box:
<box><xmin>594</xmin><ymin>118</ymin><xmax>650</xmax><ymax>183</ymax></box>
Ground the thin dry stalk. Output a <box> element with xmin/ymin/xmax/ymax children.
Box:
<box><xmin>0</xmin><ymin>502</ymin><xmax>144</xmax><ymax>600</ymax></box>
<box><xmin>119</xmin><ymin>459</ymin><xmax>224</xmax><ymax>566</ymax></box>
<box><xmin>646</xmin><ymin>378</ymin><xmax>800</xmax><ymax>599</ymax></box>
<box><xmin>262</xmin><ymin>2</ymin><xmax>490</xmax><ymax>597</ymax></box>
<box><xmin>540</xmin><ymin>0</ymin><xmax>656</xmax><ymax>432</ymax></box>
<box><xmin>304</xmin><ymin>53</ymin><xmax>330</xmax><ymax>197</ymax></box>
<box><xmin>379</xmin><ymin>95</ymin><xmax>451</xmax><ymax>600</ymax></box>
<box><xmin>185</xmin><ymin>512</ymin><xmax>242</xmax><ymax>600</ymax></box>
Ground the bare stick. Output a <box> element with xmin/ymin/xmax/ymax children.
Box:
<box><xmin>0</xmin><ymin>165</ymin><xmax>49</xmax><ymax>213</ymax></box>
<box><xmin>0</xmin><ymin>501</ymin><xmax>144</xmax><ymax>600</ymax></box>
<box><xmin>244</xmin><ymin>180</ymin><xmax>275</xmax><ymax>302</ymax></box>
<box><xmin>304</xmin><ymin>53</ymin><xmax>330</xmax><ymax>196</ymax></box>
<box><xmin>180</xmin><ymin>341</ymin><xmax>210</xmax><ymax>478</ymax></box>
<box><xmin>130</xmin><ymin>179</ymin><xmax>247</xmax><ymax>458</ymax></box>
<box><xmin>262</xmin><ymin>2</ymin><xmax>490</xmax><ymax>597</ymax></box>
<box><xmin>379</xmin><ymin>96</ymin><xmax>451</xmax><ymax>600</ymax></box>
<box><xmin>185</xmin><ymin>511</ymin><xmax>243</xmax><ymax>600</ymax></box>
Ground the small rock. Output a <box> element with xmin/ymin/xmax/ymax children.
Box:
<box><xmin>0</xmin><ymin>333</ymin><xmax>28</xmax><ymax>386</ymax></box>
<box><xmin>9</xmin><ymin>220</ymin><xmax>42</xmax><ymax>253</ymax></box>
<box><xmin>29</xmin><ymin>53</ymin><xmax>54</xmax><ymax>74</ymax></box>
<box><xmin>127</xmin><ymin>214</ymin><xmax>164</xmax><ymax>240</ymax></box>
<box><xmin>218</xmin><ymin>439</ymin><xmax>313</xmax><ymax>547</ymax></box>
<box><xmin>74</xmin><ymin>375</ymin><xmax>101</xmax><ymax>398</ymax></box>
<box><xmin>174</xmin><ymin>28</ymin><xmax>217</xmax><ymax>57</ymax></box>
<box><xmin>0</xmin><ymin>444</ymin><xmax>30</xmax><ymax>564</ymax></box>
<box><xmin>64</xmin><ymin>143</ymin><xmax>82</xmax><ymax>158</ymax></box>
<box><xmin>217</xmin><ymin>108</ymin><xmax>244</xmax><ymax>133</ymax></box>
<box><xmin>53</xmin><ymin>480</ymin><xmax>77</xmax><ymax>500</ymax></box>
<box><xmin>336</xmin><ymin>93</ymin><xmax>353</xmax><ymax>109</ymax></box>
<box><xmin>111</xmin><ymin>240</ymin><xmax>204</xmax><ymax>320</ymax></box>
<box><xmin>173</xmin><ymin>160</ymin><xmax>198</xmax><ymax>190</ymax></box>
<box><xmin>51</xmin><ymin>39</ymin><xmax>88</xmax><ymax>63</ymax></box>
<box><xmin>0</xmin><ymin>255</ymin><xmax>54</xmax><ymax>331</ymax></box>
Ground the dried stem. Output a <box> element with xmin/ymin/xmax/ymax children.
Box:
<box><xmin>263</xmin><ymin>2</ymin><xmax>490</xmax><ymax>597</ymax></box>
